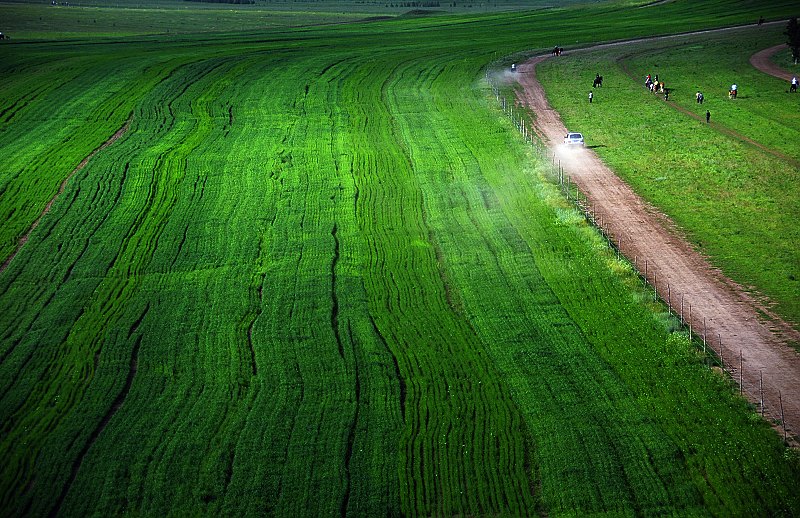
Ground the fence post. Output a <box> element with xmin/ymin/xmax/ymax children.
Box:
<box><xmin>688</xmin><ymin>304</ymin><xmax>692</xmax><ymax>339</ymax></box>
<box><xmin>667</xmin><ymin>284</ymin><xmax>671</xmax><ymax>313</ymax></box>
<box><xmin>653</xmin><ymin>271</ymin><xmax>658</xmax><ymax>301</ymax></box>
<box><xmin>780</xmin><ymin>391</ymin><xmax>786</xmax><ymax>443</ymax></box>
<box><xmin>703</xmin><ymin>318</ymin><xmax>707</xmax><ymax>355</ymax></box>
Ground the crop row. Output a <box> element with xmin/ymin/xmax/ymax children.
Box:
<box><xmin>0</xmin><ymin>50</ymin><xmax>266</xmax><ymax>514</ymax></box>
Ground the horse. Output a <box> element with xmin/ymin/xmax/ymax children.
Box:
<box><xmin>593</xmin><ymin>75</ymin><xmax>603</xmax><ymax>88</ymax></box>
<box><xmin>790</xmin><ymin>81</ymin><xmax>797</xmax><ymax>93</ymax></box>
<box><xmin>729</xmin><ymin>89</ymin><xmax>737</xmax><ymax>99</ymax></box>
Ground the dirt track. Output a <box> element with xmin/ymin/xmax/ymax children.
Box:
<box><xmin>750</xmin><ymin>43</ymin><xmax>793</xmax><ymax>81</ymax></box>
<box><xmin>516</xmin><ymin>42</ymin><xmax>800</xmax><ymax>443</ymax></box>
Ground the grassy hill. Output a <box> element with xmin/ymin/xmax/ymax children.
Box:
<box><xmin>1</xmin><ymin>0</ymin><xmax>799</xmax><ymax>515</ymax></box>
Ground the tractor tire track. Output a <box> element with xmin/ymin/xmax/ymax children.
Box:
<box><xmin>515</xmin><ymin>35</ymin><xmax>800</xmax><ymax>443</ymax></box>
<box><xmin>48</xmin><ymin>302</ymin><xmax>149</xmax><ymax>517</ymax></box>
<box><xmin>0</xmin><ymin>115</ymin><xmax>132</xmax><ymax>276</ymax></box>
<box><xmin>339</xmin><ymin>322</ymin><xmax>361</xmax><ymax>518</ymax></box>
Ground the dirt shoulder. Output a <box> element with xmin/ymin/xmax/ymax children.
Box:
<box><xmin>515</xmin><ymin>47</ymin><xmax>800</xmax><ymax>444</ymax></box>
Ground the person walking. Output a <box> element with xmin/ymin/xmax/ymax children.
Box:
<box><xmin>588</xmin><ymin>91</ymin><xmax>593</xmax><ymax>103</ymax></box>
<box><xmin>706</xmin><ymin>110</ymin><xmax>710</xmax><ymax>123</ymax></box>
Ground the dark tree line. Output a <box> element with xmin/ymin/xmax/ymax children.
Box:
<box><xmin>185</xmin><ymin>0</ymin><xmax>255</xmax><ymax>4</ymax></box>
<box><xmin>787</xmin><ymin>18</ymin><xmax>800</xmax><ymax>65</ymax></box>
<box><xmin>388</xmin><ymin>1</ymin><xmax>440</xmax><ymax>6</ymax></box>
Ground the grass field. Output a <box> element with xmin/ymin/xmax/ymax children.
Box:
<box><xmin>1</xmin><ymin>0</ymin><xmax>800</xmax><ymax>516</ymax></box>
<box><xmin>0</xmin><ymin>0</ymin><xmax>610</xmax><ymax>39</ymax></box>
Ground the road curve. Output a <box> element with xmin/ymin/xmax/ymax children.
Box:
<box><xmin>750</xmin><ymin>43</ymin><xmax>794</xmax><ymax>81</ymax></box>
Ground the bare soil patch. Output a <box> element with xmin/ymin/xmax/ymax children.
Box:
<box><xmin>515</xmin><ymin>48</ymin><xmax>800</xmax><ymax>444</ymax></box>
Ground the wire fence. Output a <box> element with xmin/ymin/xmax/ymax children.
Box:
<box><xmin>485</xmin><ymin>67</ymin><xmax>795</xmax><ymax>446</ymax></box>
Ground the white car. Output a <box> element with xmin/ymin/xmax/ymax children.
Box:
<box><xmin>564</xmin><ymin>132</ymin><xmax>585</xmax><ymax>146</ymax></box>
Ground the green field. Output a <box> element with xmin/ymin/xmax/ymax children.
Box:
<box><xmin>0</xmin><ymin>0</ymin><xmax>607</xmax><ymax>39</ymax></box>
<box><xmin>1</xmin><ymin>0</ymin><xmax>800</xmax><ymax>516</ymax></box>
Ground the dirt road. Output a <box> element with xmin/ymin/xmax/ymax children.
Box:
<box><xmin>750</xmin><ymin>43</ymin><xmax>793</xmax><ymax>81</ymax></box>
<box><xmin>515</xmin><ymin>46</ymin><xmax>800</xmax><ymax>443</ymax></box>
